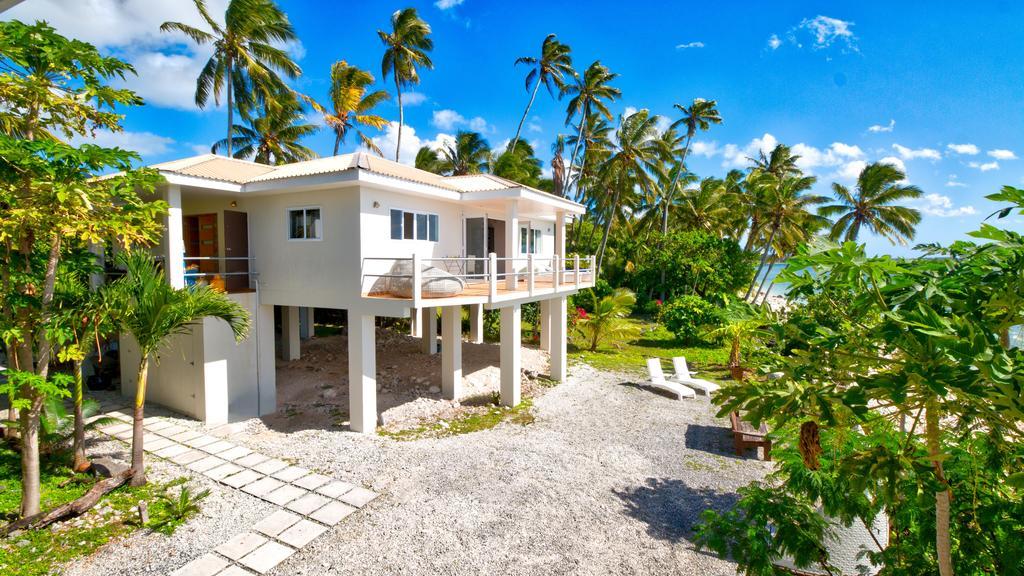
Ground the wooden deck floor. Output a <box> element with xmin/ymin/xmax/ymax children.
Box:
<box><xmin>364</xmin><ymin>273</ymin><xmax>593</xmax><ymax>302</ymax></box>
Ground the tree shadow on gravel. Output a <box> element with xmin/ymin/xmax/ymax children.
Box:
<box><xmin>614</xmin><ymin>478</ymin><xmax>739</xmax><ymax>543</ymax></box>
<box><xmin>685</xmin><ymin>424</ymin><xmax>767</xmax><ymax>461</ymax></box>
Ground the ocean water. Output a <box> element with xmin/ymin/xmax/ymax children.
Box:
<box><xmin>755</xmin><ymin>262</ymin><xmax>791</xmax><ymax>297</ymax></box>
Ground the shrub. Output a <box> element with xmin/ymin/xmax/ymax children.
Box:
<box><xmin>629</xmin><ymin>231</ymin><xmax>756</xmax><ymax>301</ymax></box>
<box><xmin>659</xmin><ymin>295</ymin><xmax>722</xmax><ymax>344</ymax></box>
<box><xmin>574</xmin><ymin>288</ymin><xmax>638</xmax><ymax>351</ymax></box>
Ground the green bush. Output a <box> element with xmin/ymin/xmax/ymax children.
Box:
<box><xmin>627</xmin><ymin>231</ymin><xmax>756</xmax><ymax>301</ymax></box>
<box><xmin>658</xmin><ymin>295</ymin><xmax>722</xmax><ymax>344</ymax></box>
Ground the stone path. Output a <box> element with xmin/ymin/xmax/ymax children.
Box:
<box><xmin>98</xmin><ymin>411</ymin><xmax>377</xmax><ymax>575</ymax></box>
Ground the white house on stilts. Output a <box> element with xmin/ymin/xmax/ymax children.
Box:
<box><xmin>118</xmin><ymin>153</ymin><xmax>594</xmax><ymax>433</ymax></box>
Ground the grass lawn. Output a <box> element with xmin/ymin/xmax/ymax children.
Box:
<box><xmin>569</xmin><ymin>316</ymin><xmax>733</xmax><ymax>382</ymax></box>
<box><xmin>0</xmin><ymin>445</ymin><xmax>180</xmax><ymax>576</ymax></box>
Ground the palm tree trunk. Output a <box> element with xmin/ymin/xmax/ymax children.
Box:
<box><xmin>129</xmin><ymin>356</ymin><xmax>150</xmax><ymax>487</ymax></box>
<box><xmin>72</xmin><ymin>359</ymin><xmax>89</xmax><ymax>472</ymax></box>
<box><xmin>746</xmin><ymin>220</ymin><xmax>779</xmax><ymax>300</ymax></box>
<box><xmin>596</xmin><ymin>187</ymin><xmax>621</xmax><ymax>275</ymax></box>
<box><xmin>568</xmin><ymin>112</ymin><xmax>587</xmax><ymax>203</ymax></box>
<box><xmin>511</xmin><ymin>80</ymin><xmax>541</xmax><ymax>155</ymax></box>
<box><xmin>226</xmin><ymin>59</ymin><xmax>234</xmax><ymax>157</ymax></box>
<box><xmin>394</xmin><ymin>77</ymin><xmax>403</xmax><ymax>162</ymax></box>
<box><xmin>333</xmin><ymin>133</ymin><xmax>341</xmax><ymax>156</ymax></box>
<box><xmin>925</xmin><ymin>398</ymin><xmax>953</xmax><ymax>576</ymax></box>
<box><xmin>756</xmin><ymin>256</ymin><xmax>776</xmax><ymax>305</ymax></box>
<box><xmin>743</xmin><ymin>216</ymin><xmax>761</xmax><ymax>252</ymax></box>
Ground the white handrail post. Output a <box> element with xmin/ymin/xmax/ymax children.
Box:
<box><xmin>488</xmin><ymin>252</ymin><xmax>498</xmax><ymax>300</ymax></box>
<box><xmin>553</xmin><ymin>254</ymin><xmax>561</xmax><ymax>291</ymax></box>
<box><xmin>527</xmin><ymin>254</ymin><xmax>535</xmax><ymax>296</ymax></box>
<box><xmin>412</xmin><ymin>253</ymin><xmax>422</xmax><ymax>308</ymax></box>
<box><xmin>574</xmin><ymin>255</ymin><xmax>581</xmax><ymax>289</ymax></box>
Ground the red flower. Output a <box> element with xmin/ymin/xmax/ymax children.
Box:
<box><xmin>577</xmin><ymin>307</ymin><xmax>588</xmax><ymax>319</ymax></box>
<box><xmin>655</xmin><ymin>299</ymin><xmax>663</xmax><ymax>307</ymax></box>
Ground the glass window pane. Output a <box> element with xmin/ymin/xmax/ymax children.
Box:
<box><xmin>428</xmin><ymin>214</ymin><xmax>439</xmax><ymax>242</ymax></box>
<box><xmin>520</xmin><ymin>228</ymin><xmax>527</xmax><ymax>253</ymax></box>
<box><xmin>306</xmin><ymin>208</ymin><xmax>321</xmax><ymax>239</ymax></box>
<box><xmin>416</xmin><ymin>213</ymin><xmax>428</xmax><ymax>240</ymax></box>
<box><xmin>532</xmin><ymin>230</ymin><xmax>541</xmax><ymax>253</ymax></box>
<box><xmin>289</xmin><ymin>209</ymin><xmax>304</xmax><ymax>239</ymax></box>
<box><xmin>390</xmin><ymin>209</ymin><xmax>402</xmax><ymax>240</ymax></box>
<box><xmin>403</xmin><ymin>212</ymin><xmax>414</xmax><ymax>239</ymax></box>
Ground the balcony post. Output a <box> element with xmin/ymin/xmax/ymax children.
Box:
<box><xmin>411</xmin><ymin>253</ymin><xmax>422</xmax><ymax>308</ymax></box>
<box><xmin>574</xmin><ymin>255</ymin><xmax>581</xmax><ymax>289</ymax></box>
<box><xmin>163</xmin><ymin>183</ymin><xmax>185</xmax><ymax>289</ymax></box>
<box><xmin>488</xmin><ymin>252</ymin><xmax>498</xmax><ymax>300</ymax></box>
<box><xmin>553</xmin><ymin>254</ymin><xmax>561</xmax><ymax>291</ymax></box>
<box><xmin>505</xmin><ymin>200</ymin><xmax>519</xmax><ymax>291</ymax></box>
<box><xmin>550</xmin><ymin>296</ymin><xmax>568</xmax><ymax>381</ymax></box>
<box><xmin>555</xmin><ymin>211</ymin><xmax>566</xmax><ymax>259</ymax></box>
<box><xmin>527</xmin><ymin>253</ymin><xmax>535</xmax><ymax>296</ymax></box>
<box><xmin>469</xmin><ymin>303</ymin><xmax>484</xmax><ymax>344</ymax></box>
<box><xmin>421</xmin><ymin>307</ymin><xmax>437</xmax><ymax>355</ymax></box>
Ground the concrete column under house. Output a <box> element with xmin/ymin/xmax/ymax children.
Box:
<box><xmin>549</xmin><ymin>296</ymin><xmax>568</xmax><ymax>382</ymax></box>
<box><xmin>500</xmin><ymin>304</ymin><xmax>522</xmax><ymax>407</ymax></box>
<box><xmin>348</xmin><ymin>314</ymin><xmax>377</xmax><ymax>434</ymax></box>
<box><xmin>539</xmin><ymin>299</ymin><xmax>551</xmax><ymax>353</ymax></box>
<box><xmin>469</xmin><ymin>303</ymin><xmax>484</xmax><ymax>344</ymax></box>
<box><xmin>441</xmin><ymin>305</ymin><xmax>463</xmax><ymax>400</ymax></box>
<box><xmin>299</xmin><ymin>307</ymin><xmax>315</xmax><ymax>339</ymax></box>
<box><xmin>421</xmin><ymin>306</ymin><xmax>438</xmax><ymax>355</ymax></box>
<box><xmin>280</xmin><ymin>305</ymin><xmax>301</xmax><ymax>361</ymax></box>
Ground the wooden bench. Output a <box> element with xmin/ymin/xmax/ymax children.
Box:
<box><xmin>730</xmin><ymin>411</ymin><xmax>771</xmax><ymax>461</ymax></box>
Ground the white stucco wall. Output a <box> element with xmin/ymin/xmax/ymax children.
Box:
<box><xmin>119</xmin><ymin>329</ymin><xmax>203</xmax><ymax>420</ymax></box>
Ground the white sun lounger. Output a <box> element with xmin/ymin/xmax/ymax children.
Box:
<box><xmin>671</xmin><ymin>357</ymin><xmax>721</xmax><ymax>395</ymax></box>
<box><xmin>645</xmin><ymin>358</ymin><xmax>696</xmax><ymax>400</ymax></box>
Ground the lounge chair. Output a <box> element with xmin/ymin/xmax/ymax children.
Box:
<box><xmin>730</xmin><ymin>411</ymin><xmax>771</xmax><ymax>461</ymax></box>
<box><xmin>671</xmin><ymin>357</ymin><xmax>721</xmax><ymax>395</ymax></box>
<box><xmin>644</xmin><ymin>358</ymin><xmax>696</xmax><ymax>400</ymax></box>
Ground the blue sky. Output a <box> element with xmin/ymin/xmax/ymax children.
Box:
<box><xmin>8</xmin><ymin>0</ymin><xmax>1024</xmax><ymax>255</ymax></box>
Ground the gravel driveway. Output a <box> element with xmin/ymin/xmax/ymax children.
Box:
<box><xmin>225</xmin><ymin>361</ymin><xmax>771</xmax><ymax>575</ymax></box>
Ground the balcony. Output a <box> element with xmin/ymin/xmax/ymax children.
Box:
<box><xmin>184</xmin><ymin>256</ymin><xmax>256</xmax><ymax>294</ymax></box>
<box><xmin>362</xmin><ymin>254</ymin><xmax>596</xmax><ymax>307</ymax></box>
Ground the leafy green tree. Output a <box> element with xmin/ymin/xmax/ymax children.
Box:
<box><xmin>629</xmin><ymin>230</ymin><xmax>755</xmax><ymax>301</ymax></box>
<box><xmin>379</xmin><ymin>7</ymin><xmax>433</xmax><ymax>161</ymax></box>
<box><xmin>658</xmin><ymin>295</ymin><xmax>721</xmax><ymax>344</ymax></box>
<box><xmin>0</xmin><ymin>20</ymin><xmax>165</xmax><ymax>517</ymax></box>
<box><xmin>161</xmin><ymin>0</ymin><xmax>302</xmax><ymax>156</ymax></box>
<box><xmin>676</xmin><ymin>177</ymin><xmax>733</xmax><ymax>233</ymax></box>
<box><xmin>820</xmin><ymin>162</ymin><xmax>923</xmax><ymax>245</ymax></box>
<box><xmin>212</xmin><ymin>96</ymin><xmax>318</xmax><ymax>164</ymax></box>
<box><xmin>510</xmin><ymin>34</ymin><xmax>574</xmax><ymax>154</ymax></box>
<box><xmin>110</xmin><ymin>252</ymin><xmax>250</xmax><ymax>486</ymax></box>
<box><xmin>575</xmin><ymin>288</ymin><xmax>637</xmax><ymax>351</ymax></box>
<box><xmin>439</xmin><ymin>131</ymin><xmax>491</xmax><ymax>175</ymax></box>
<box><xmin>323</xmin><ymin>61</ymin><xmax>390</xmax><ymax>156</ymax></box>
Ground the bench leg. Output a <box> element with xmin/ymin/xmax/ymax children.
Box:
<box><xmin>734</xmin><ymin>436</ymin><xmax>744</xmax><ymax>457</ymax></box>
<box><xmin>763</xmin><ymin>440</ymin><xmax>772</xmax><ymax>462</ymax></box>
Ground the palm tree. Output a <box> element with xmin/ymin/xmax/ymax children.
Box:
<box><xmin>439</xmin><ymin>131</ymin><xmax>491</xmax><ymax>175</ymax></box>
<box><xmin>664</xmin><ymin>99</ymin><xmax>722</xmax><ymax>234</ymax></box>
<box><xmin>111</xmin><ymin>252</ymin><xmax>249</xmax><ymax>486</ymax></box>
<box><xmin>575</xmin><ymin>288</ymin><xmax>637</xmax><ymax>351</ymax></box>
<box><xmin>550</xmin><ymin>135</ymin><xmax>567</xmax><ymax>197</ymax></box>
<box><xmin>378</xmin><ymin>7</ymin><xmax>433</xmax><ymax>162</ymax></box>
<box><xmin>677</xmin><ymin>177</ymin><xmax>732</xmax><ymax>233</ymax></box>
<box><xmin>212</xmin><ymin>97</ymin><xmax>318</xmax><ymax>164</ymax></box>
<box><xmin>415</xmin><ymin>146</ymin><xmax>443</xmax><ymax>174</ymax></box>
<box><xmin>743</xmin><ymin>144</ymin><xmax>803</xmax><ymax>252</ymax></box>
<box><xmin>323</xmin><ymin>61</ymin><xmax>390</xmax><ymax>156</ymax></box>
<box><xmin>510</xmin><ymin>34</ymin><xmax>574</xmax><ymax>154</ymax></box>
<box><xmin>563</xmin><ymin>61</ymin><xmax>621</xmax><ymax>202</ymax></box>
<box><xmin>493</xmin><ymin>140</ymin><xmax>543</xmax><ymax>187</ymax></box>
<box><xmin>820</xmin><ymin>162</ymin><xmax>923</xmax><ymax>245</ymax></box>
<box><xmin>161</xmin><ymin>0</ymin><xmax>302</xmax><ymax>157</ymax></box>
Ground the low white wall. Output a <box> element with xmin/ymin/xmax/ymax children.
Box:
<box><xmin>119</xmin><ymin>329</ymin><xmax>203</xmax><ymax>420</ymax></box>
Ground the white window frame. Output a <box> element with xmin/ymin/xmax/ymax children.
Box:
<box><xmin>389</xmin><ymin>208</ymin><xmax>439</xmax><ymax>243</ymax></box>
<box><xmin>520</xmin><ymin>226</ymin><xmax>542</xmax><ymax>254</ymax></box>
<box><xmin>287</xmin><ymin>206</ymin><xmax>323</xmax><ymax>242</ymax></box>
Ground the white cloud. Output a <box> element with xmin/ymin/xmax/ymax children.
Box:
<box><xmin>968</xmin><ymin>160</ymin><xmax>999</xmax><ymax>172</ymax></box>
<box><xmin>945</xmin><ymin>174</ymin><xmax>968</xmax><ymax>188</ymax></box>
<box><xmin>690</xmin><ymin>141</ymin><xmax>719</xmax><ymax>158</ymax></box>
<box><xmin>767</xmin><ymin>34</ymin><xmax>782</xmax><ymax>50</ymax></box>
<box><xmin>402</xmin><ymin>92</ymin><xmax>428</xmax><ymax>107</ymax></box>
<box><xmin>721</xmin><ymin>133</ymin><xmax>779</xmax><ymax>168</ymax></box>
<box><xmin>868</xmin><ymin>119</ymin><xmax>895</xmax><ymax>133</ymax></box>
<box><xmin>798</xmin><ymin>16</ymin><xmax>858</xmax><ymax>51</ymax></box>
<box><xmin>675</xmin><ymin>41</ymin><xmax>705</xmax><ymax>49</ymax></box>
<box><xmin>833</xmin><ymin>160</ymin><xmax>867</xmax><ymax>181</ymax></box>
<box><xmin>72</xmin><ymin>129</ymin><xmax>176</xmax><ymax>156</ymax></box>
<box><xmin>367</xmin><ymin>121</ymin><xmax>456</xmax><ymax>165</ymax></box>
<box><xmin>431</xmin><ymin>109</ymin><xmax>491</xmax><ymax>132</ymax></box>
<box><xmin>878</xmin><ymin>156</ymin><xmax>907</xmax><ymax>172</ymax></box>
<box><xmin>435</xmin><ymin>0</ymin><xmax>464</xmax><ymax>8</ymax></box>
<box><xmin>912</xmin><ymin>193</ymin><xmax>977</xmax><ymax>217</ymax></box>
<box><xmin>988</xmin><ymin>149</ymin><xmax>1017</xmax><ymax>160</ymax></box>
<box><xmin>468</xmin><ymin>117</ymin><xmax>490</xmax><ymax>132</ymax></box>
<box><xmin>189</xmin><ymin>143</ymin><xmax>212</xmax><ymax>155</ymax></box>
<box><xmin>527</xmin><ymin>116</ymin><xmax>542</xmax><ymax>133</ymax></box>
<box><xmin>893</xmin><ymin>143</ymin><xmax>941</xmax><ymax>161</ymax></box>
<box><xmin>128</xmin><ymin>51</ymin><xmax>215</xmax><ymax>110</ymax></box>
<box><xmin>946</xmin><ymin>143</ymin><xmax>979</xmax><ymax>155</ymax></box>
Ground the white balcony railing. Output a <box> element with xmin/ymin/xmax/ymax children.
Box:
<box><xmin>184</xmin><ymin>256</ymin><xmax>256</xmax><ymax>293</ymax></box>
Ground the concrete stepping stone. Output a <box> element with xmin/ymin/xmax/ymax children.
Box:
<box><xmin>235</xmin><ymin>453</ymin><xmax>269</xmax><ymax>468</ymax></box>
<box><xmin>277</xmin><ymin>519</ymin><xmax>328</xmax><ymax>548</ymax></box>
<box><xmin>206</xmin><ymin>462</ymin><xmax>244</xmax><ymax>481</ymax></box>
<box><xmin>144</xmin><ymin>437</ymin><xmax>175</xmax><ymax>452</ymax></box>
<box><xmin>263</xmin><ymin>484</ymin><xmax>306</xmax><ymax>506</ymax></box>
<box><xmin>309</xmin><ymin>501</ymin><xmax>356</xmax><ymax>526</ymax></box>
<box><xmin>222</xmin><ymin>469</ymin><xmax>263</xmax><ymax>489</ymax></box>
<box><xmin>145</xmin><ymin>420</ymin><xmax>174</xmax><ymax>432</ymax></box>
<box><xmin>108</xmin><ymin>410</ymin><xmax>133</xmax><ymax>422</ymax></box>
<box><xmin>215</xmin><ymin>531</ymin><xmax>267</xmax><ymax>561</ymax></box>
<box><xmin>155</xmin><ymin>444</ymin><xmax>192</xmax><ymax>459</ymax></box>
<box><xmin>339</xmin><ymin>487</ymin><xmax>378</xmax><ymax>508</ymax></box>
<box><xmin>188</xmin><ymin>455</ymin><xmax>227</xmax><ymax>473</ymax></box>
<box><xmin>170</xmin><ymin>553</ymin><xmax>230</xmax><ymax>576</ymax></box>
<box><xmin>293</xmin><ymin>473</ymin><xmax>332</xmax><ymax>491</ymax></box>
<box><xmin>170</xmin><ymin>449</ymin><xmax>208</xmax><ymax>466</ymax></box>
<box><xmin>253</xmin><ymin>510</ymin><xmax>302</xmax><ymax>538</ymax></box>
<box><xmin>203</xmin><ymin>440</ymin><xmax>237</xmax><ymax>455</ymax></box>
<box><xmin>219</xmin><ymin>446</ymin><xmax>252</xmax><ymax>462</ymax></box>
<box><xmin>242</xmin><ymin>477</ymin><xmax>285</xmax><ymax>498</ymax></box>
<box><xmin>156</xmin><ymin>424</ymin><xmax>188</xmax><ymax>437</ymax></box>
<box><xmin>112</xmin><ymin>429</ymin><xmax>133</xmax><ymax>440</ymax></box>
<box><xmin>285</xmin><ymin>493</ymin><xmax>330</xmax><ymax>515</ymax></box>
<box><xmin>214</xmin><ymin>566</ymin><xmax>251</xmax><ymax>576</ymax></box>
<box><xmin>252</xmin><ymin>458</ymin><xmax>289</xmax><ymax>475</ymax></box>
<box><xmin>170</xmin><ymin>430</ymin><xmax>202</xmax><ymax>443</ymax></box>
<box><xmin>314</xmin><ymin>481</ymin><xmax>355</xmax><ymax>499</ymax></box>
<box><xmin>100</xmin><ymin>423</ymin><xmax>132</xmax><ymax>435</ymax></box>
<box><xmin>185</xmin><ymin>435</ymin><xmax>220</xmax><ymax>449</ymax></box>
<box><xmin>271</xmin><ymin>466</ymin><xmax>309</xmax><ymax>483</ymax></box>
<box><xmin>238</xmin><ymin>541</ymin><xmax>295</xmax><ymax>574</ymax></box>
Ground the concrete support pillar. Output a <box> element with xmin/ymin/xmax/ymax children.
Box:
<box><xmin>539</xmin><ymin>299</ymin><xmax>551</xmax><ymax>352</ymax></box>
<box><xmin>409</xmin><ymin>307</ymin><xmax>421</xmax><ymax>338</ymax></box>
<box><xmin>164</xmin><ymin>184</ymin><xmax>185</xmax><ymax>289</ymax></box>
<box><xmin>256</xmin><ymin>304</ymin><xmax>276</xmax><ymax>416</ymax></box>
<box><xmin>280</xmin><ymin>305</ymin><xmax>301</xmax><ymax>361</ymax></box>
<box><xmin>299</xmin><ymin>307</ymin><xmax>315</xmax><ymax>340</ymax></box>
<box><xmin>505</xmin><ymin>200</ymin><xmax>519</xmax><ymax>290</ymax></box>
<box><xmin>469</xmin><ymin>303</ymin><xmax>484</xmax><ymax>344</ymax></box>
<box><xmin>441</xmin><ymin>306</ymin><xmax>462</xmax><ymax>400</ymax></box>
<box><xmin>500</xmin><ymin>304</ymin><xmax>522</xmax><ymax>407</ymax></box>
<box><xmin>421</xmin><ymin>307</ymin><xmax>437</xmax><ymax>355</ymax></box>
<box><xmin>555</xmin><ymin>211</ymin><xmax>567</xmax><ymax>259</ymax></box>
<box><xmin>348</xmin><ymin>314</ymin><xmax>377</xmax><ymax>434</ymax></box>
<box><xmin>550</xmin><ymin>296</ymin><xmax>568</xmax><ymax>382</ymax></box>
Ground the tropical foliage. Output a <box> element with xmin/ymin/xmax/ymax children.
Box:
<box><xmin>378</xmin><ymin>7</ymin><xmax>433</xmax><ymax>161</ymax></box>
<box><xmin>212</xmin><ymin>98</ymin><xmax>319</xmax><ymax>164</ymax></box>
<box><xmin>574</xmin><ymin>288</ymin><xmax>637</xmax><ymax>351</ymax></box>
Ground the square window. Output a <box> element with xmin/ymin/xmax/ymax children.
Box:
<box><xmin>390</xmin><ymin>209</ymin><xmax>403</xmax><ymax>240</ymax></box>
<box><xmin>289</xmin><ymin>208</ymin><xmax>321</xmax><ymax>240</ymax></box>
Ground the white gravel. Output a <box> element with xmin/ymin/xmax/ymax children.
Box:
<box><xmin>224</xmin><ymin>362</ymin><xmax>772</xmax><ymax>575</ymax></box>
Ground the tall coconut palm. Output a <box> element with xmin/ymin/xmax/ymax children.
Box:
<box><xmin>323</xmin><ymin>61</ymin><xmax>390</xmax><ymax>156</ymax></box>
<box><xmin>550</xmin><ymin>135</ymin><xmax>567</xmax><ymax>197</ymax></box>
<box><xmin>439</xmin><ymin>131</ymin><xmax>491</xmax><ymax>175</ymax></box>
<box><xmin>111</xmin><ymin>252</ymin><xmax>249</xmax><ymax>486</ymax></box>
<box><xmin>677</xmin><ymin>177</ymin><xmax>732</xmax><ymax>233</ymax></box>
<box><xmin>744</xmin><ymin>143</ymin><xmax>803</xmax><ymax>253</ymax></box>
<box><xmin>212</xmin><ymin>97</ymin><xmax>318</xmax><ymax>164</ymax></box>
<box><xmin>665</xmin><ymin>98</ymin><xmax>722</xmax><ymax>233</ymax></box>
<box><xmin>563</xmin><ymin>61</ymin><xmax>620</xmax><ymax>202</ymax></box>
<box><xmin>820</xmin><ymin>162</ymin><xmax>923</xmax><ymax>245</ymax></box>
<box><xmin>415</xmin><ymin>146</ymin><xmax>444</xmax><ymax>174</ymax></box>
<box><xmin>161</xmin><ymin>0</ymin><xmax>302</xmax><ymax>156</ymax></box>
<box><xmin>510</xmin><ymin>34</ymin><xmax>574</xmax><ymax>154</ymax></box>
<box><xmin>378</xmin><ymin>8</ymin><xmax>433</xmax><ymax>162</ymax></box>
<box><xmin>493</xmin><ymin>140</ymin><xmax>543</xmax><ymax>187</ymax></box>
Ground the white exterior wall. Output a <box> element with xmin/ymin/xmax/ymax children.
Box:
<box><xmin>119</xmin><ymin>329</ymin><xmax>203</xmax><ymax>419</ymax></box>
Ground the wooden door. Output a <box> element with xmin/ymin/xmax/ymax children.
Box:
<box><xmin>223</xmin><ymin>210</ymin><xmax>249</xmax><ymax>292</ymax></box>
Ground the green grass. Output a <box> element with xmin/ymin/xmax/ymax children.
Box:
<box><xmin>380</xmin><ymin>396</ymin><xmax>535</xmax><ymax>441</ymax></box>
<box><xmin>569</xmin><ymin>317</ymin><xmax>732</xmax><ymax>382</ymax></box>
<box><xmin>0</xmin><ymin>446</ymin><xmax>181</xmax><ymax>576</ymax></box>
